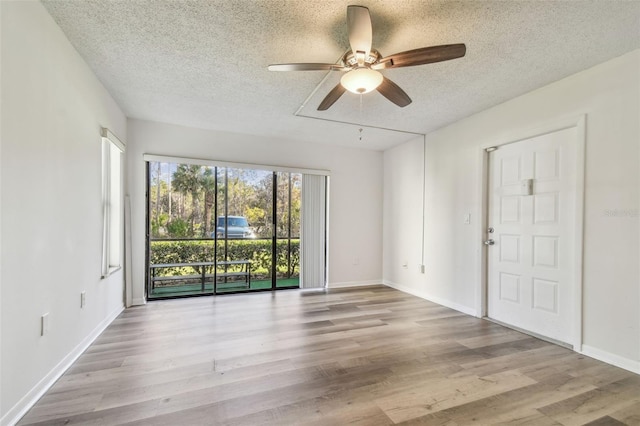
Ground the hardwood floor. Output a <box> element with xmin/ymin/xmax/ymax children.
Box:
<box><xmin>18</xmin><ymin>286</ymin><xmax>640</xmax><ymax>425</ymax></box>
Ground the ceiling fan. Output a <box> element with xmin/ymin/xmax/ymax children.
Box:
<box><xmin>268</xmin><ymin>5</ymin><xmax>466</xmax><ymax>111</ymax></box>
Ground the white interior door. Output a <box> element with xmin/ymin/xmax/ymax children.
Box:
<box><xmin>487</xmin><ymin>127</ymin><xmax>577</xmax><ymax>345</ymax></box>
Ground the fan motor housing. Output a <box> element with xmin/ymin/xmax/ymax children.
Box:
<box><xmin>342</xmin><ymin>49</ymin><xmax>381</xmax><ymax>68</ymax></box>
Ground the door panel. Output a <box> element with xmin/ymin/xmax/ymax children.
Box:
<box><xmin>487</xmin><ymin>127</ymin><xmax>577</xmax><ymax>344</ymax></box>
<box><xmin>275</xmin><ymin>172</ymin><xmax>301</xmax><ymax>289</ymax></box>
<box><xmin>215</xmin><ymin>168</ymin><xmax>273</xmax><ymax>293</ymax></box>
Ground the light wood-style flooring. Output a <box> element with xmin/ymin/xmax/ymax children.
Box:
<box><xmin>18</xmin><ymin>286</ymin><xmax>640</xmax><ymax>425</ymax></box>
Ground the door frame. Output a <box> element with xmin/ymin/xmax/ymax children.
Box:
<box><xmin>475</xmin><ymin>114</ymin><xmax>586</xmax><ymax>351</ymax></box>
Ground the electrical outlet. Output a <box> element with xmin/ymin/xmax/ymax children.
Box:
<box><xmin>402</xmin><ymin>261</ymin><xmax>408</xmax><ymax>269</ymax></box>
<box><xmin>81</xmin><ymin>291</ymin><xmax>86</xmax><ymax>308</ymax></box>
<box><xmin>41</xmin><ymin>313</ymin><xmax>49</xmax><ymax>336</ymax></box>
<box><xmin>464</xmin><ymin>213</ymin><xmax>471</xmax><ymax>224</ymax></box>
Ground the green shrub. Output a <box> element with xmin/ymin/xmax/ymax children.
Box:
<box><xmin>150</xmin><ymin>239</ymin><xmax>299</xmax><ymax>279</ymax></box>
<box><xmin>167</xmin><ymin>219</ymin><xmax>189</xmax><ymax>238</ymax></box>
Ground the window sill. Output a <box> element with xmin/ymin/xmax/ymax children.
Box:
<box><xmin>102</xmin><ymin>266</ymin><xmax>122</xmax><ymax>279</ymax></box>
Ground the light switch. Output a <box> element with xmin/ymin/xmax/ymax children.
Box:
<box><xmin>41</xmin><ymin>313</ymin><xmax>49</xmax><ymax>336</ymax></box>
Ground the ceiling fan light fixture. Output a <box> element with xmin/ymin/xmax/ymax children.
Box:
<box><xmin>340</xmin><ymin>68</ymin><xmax>383</xmax><ymax>94</ymax></box>
<box><xmin>268</xmin><ymin>6</ymin><xmax>465</xmax><ymax>110</ymax></box>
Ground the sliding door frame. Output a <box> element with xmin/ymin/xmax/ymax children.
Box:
<box><xmin>144</xmin><ymin>154</ymin><xmax>329</xmax><ymax>299</ymax></box>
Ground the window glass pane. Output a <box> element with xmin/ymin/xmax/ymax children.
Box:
<box><xmin>276</xmin><ymin>172</ymin><xmax>300</xmax><ymax>286</ymax></box>
<box><xmin>109</xmin><ymin>144</ymin><xmax>121</xmax><ymax>266</ymax></box>
<box><xmin>102</xmin><ymin>134</ymin><xmax>124</xmax><ymax>277</ymax></box>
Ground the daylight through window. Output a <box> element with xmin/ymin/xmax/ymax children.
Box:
<box><xmin>101</xmin><ymin>128</ymin><xmax>125</xmax><ymax>278</ymax></box>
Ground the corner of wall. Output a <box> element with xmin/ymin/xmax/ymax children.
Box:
<box><xmin>327</xmin><ymin>280</ymin><xmax>383</xmax><ymax>289</ymax></box>
<box><xmin>382</xmin><ymin>280</ymin><xmax>478</xmax><ymax>317</ymax></box>
<box><xmin>131</xmin><ymin>298</ymin><xmax>147</xmax><ymax>306</ymax></box>
<box><xmin>580</xmin><ymin>345</ymin><xmax>640</xmax><ymax>375</ymax></box>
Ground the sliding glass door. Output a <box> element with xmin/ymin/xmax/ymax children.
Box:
<box><xmin>146</xmin><ymin>160</ymin><xmax>302</xmax><ymax>299</ymax></box>
<box><xmin>276</xmin><ymin>172</ymin><xmax>301</xmax><ymax>289</ymax></box>
<box><xmin>215</xmin><ymin>167</ymin><xmax>275</xmax><ymax>293</ymax></box>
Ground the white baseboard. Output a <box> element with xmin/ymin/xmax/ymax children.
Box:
<box><xmin>383</xmin><ymin>280</ymin><xmax>477</xmax><ymax>317</ymax></box>
<box><xmin>327</xmin><ymin>280</ymin><xmax>382</xmax><ymax>289</ymax></box>
<box><xmin>580</xmin><ymin>344</ymin><xmax>640</xmax><ymax>375</ymax></box>
<box><xmin>131</xmin><ymin>297</ymin><xmax>146</xmax><ymax>306</ymax></box>
<box><xmin>383</xmin><ymin>281</ymin><xmax>640</xmax><ymax>375</ymax></box>
<box><xmin>2</xmin><ymin>304</ymin><xmax>125</xmax><ymax>426</ymax></box>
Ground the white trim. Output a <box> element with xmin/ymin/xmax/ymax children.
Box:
<box><xmin>101</xmin><ymin>127</ymin><xmax>125</xmax><ymax>152</ymax></box>
<box><xmin>474</xmin><ymin>113</ymin><xmax>586</xmax><ymax>150</ymax></box>
<box><xmin>572</xmin><ymin>116</ymin><xmax>586</xmax><ymax>351</ymax></box>
<box><xmin>328</xmin><ymin>280</ymin><xmax>382</xmax><ymax>288</ymax></box>
<box><xmin>124</xmin><ymin>195</ymin><xmax>133</xmax><ymax>307</ymax></box>
<box><xmin>420</xmin><ymin>135</ymin><xmax>426</xmax><ymax>269</ymax></box>
<box><xmin>476</xmin><ymin>114</ymin><xmax>586</xmax><ymax>350</ymax></box>
<box><xmin>131</xmin><ymin>297</ymin><xmax>146</xmax><ymax>306</ymax></box>
<box><xmin>143</xmin><ymin>154</ymin><xmax>330</xmax><ymax>176</ymax></box>
<box><xmin>580</xmin><ymin>345</ymin><xmax>640</xmax><ymax>375</ymax></box>
<box><xmin>475</xmin><ymin>145</ymin><xmax>489</xmax><ymax>318</ymax></box>
<box><xmin>0</xmin><ymin>70</ymin><xmax>3</xmax><ymax>421</ymax></box>
<box><xmin>1</xmin><ymin>305</ymin><xmax>124</xmax><ymax>426</ymax></box>
<box><xmin>101</xmin><ymin>138</ymin><xmax>110</xmax><ymax>277</ymax></box>
<box><xmin>102</xmin><ymin>265</ymin><xmax>122</xmax><ymax>278</ymax></box>
<box><xmin>101</xmin><ymin>136</ymin><xmax>124</xmax><ymax>279</ymax></box>
<box><xmin>324</xmin><ymin>177</ymin><xmax>331</xmax><ymax>289</ymax></box>
<box><xmin>383</xmin><ymin>280</ymin><xmax>478</xmax><ymax>317</ymax></box>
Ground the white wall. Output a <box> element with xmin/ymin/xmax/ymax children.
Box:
<box><xmin>1</xmin><ymin>2</ymin><xmax>127</xmax><ymax>424</ymax></box>
<box><xmin>0</xmin><ymin>2</ymin><xmax>3</xmax><ymax>418</ymax></box>
<box><xmin>383</xmin><ymin>137</ymin><xmax>425</xmax><ymax>288</ymax></box>
<box><xmin>383</xmin><ymin>50</ymin><xmax>640</xmax><ymax>371</ymax></box>
<box><xmin>127</xmin><ymin>119</ymin><xmax>383</xmax><ymax>304</ymax></box>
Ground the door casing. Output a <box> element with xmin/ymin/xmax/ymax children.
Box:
<box><xmin>475</xmin><ymin>115</ymin><xmax>586</xmax><ymax>351</ymax></box>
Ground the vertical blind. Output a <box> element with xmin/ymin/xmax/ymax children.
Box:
<box><xmin>301</xmin><ymin>174</ymin><xmax>327</xmax><ymax>288</ymax></box>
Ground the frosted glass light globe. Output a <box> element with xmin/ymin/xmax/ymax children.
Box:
<box><xmin>340</xmin><ymin>68</ymin><xmax>383</xmax><ymax>94</ymax></box>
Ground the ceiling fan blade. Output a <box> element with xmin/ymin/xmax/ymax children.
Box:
<box><xmin>376</xmin><ymin>77</ymin><xmax>412</xmax><ymax>107</ymax></box>
<box><xmin>317</xmin><ymin>83</ymin><xmax>347</xmax><ymax>111</ymax></box>
<box><xmin>347</xmin><ymin>5</ymin><xmax>372</xmax><ymax>60</ymax></box>
<box><xmin>372</xmin><ymin>43</ymin><xmax>466</xmax><ymax>69</ymax></box>
<box><xmin>268</xmin><ymin>63</ymin><xmax>347</xmax><ymax>71</ymax></box>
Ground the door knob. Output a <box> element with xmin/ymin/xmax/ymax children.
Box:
<box><xmin>484</xmin><ymin>239</ymin><xmax>495</xmax><ymax>246</ymax></box>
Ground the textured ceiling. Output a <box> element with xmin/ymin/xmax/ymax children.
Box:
<box><xmin>42</xmin><ymin>0</ymin><xmax>640</xmax><ymax>151</ymax></box>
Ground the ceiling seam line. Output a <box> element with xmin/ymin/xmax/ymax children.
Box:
<box><xmin>294</xmin><ymin>50</ymin><xmax>349</xmax><ymax>116</ymax></box>
<box><xmin>294</xmin><ymin>72</ymin><xmax>334</xmax><ymax>116</ymax></box>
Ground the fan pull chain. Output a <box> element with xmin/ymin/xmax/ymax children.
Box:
<box><xmin>358</xmin><ymin>94</ymin><xmax>364</xmax><ymax>142</ymax></box>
